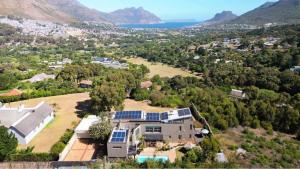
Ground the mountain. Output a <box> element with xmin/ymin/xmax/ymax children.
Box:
<box><xmin>106</xmin><ymin>7</ymin><xmax>162</xmax><ymax>24</ymax></box>
<box><xmin>46</xmin><ymin>0</ymin><xmax>109</xmax><ymax>23</ymax></box>
<box><xmin>0</xmin><ymin>0</ymin><xmax>75</xmax><ymax>23</ymax></box>
<box><xmin>202</xmin><ymin>11</ymin><xmax>238</xmax><ymax>25</ymax></box>
<box><xmin>230</xmin><ymin>0</ymin><xmax>300</xmax><ymax>25</ymax></box>
<box><xmin>0</xmin><ymin>0</ymin><xmax>161</xmax><ymax>24</ymax></box>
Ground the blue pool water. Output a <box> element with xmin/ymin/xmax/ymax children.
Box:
<box><xmin>136</xmin><ymin>155</ymin><xmax>169</xmax><ymax>163</ymax></box>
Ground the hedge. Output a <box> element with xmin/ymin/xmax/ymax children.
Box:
<box><xmin>8</xmin><ymin>153</ymin><xmax>58</xmax><ymax>161</ymax></box>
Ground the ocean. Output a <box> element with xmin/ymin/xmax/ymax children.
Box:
<box><xmin>119</xmin><ymin>22</ymin><xmax>200</xmax><ymax>29</ymax></box>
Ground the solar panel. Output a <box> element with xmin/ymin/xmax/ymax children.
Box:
<box><xmin>178</xmin><ymin>108</ymin><xmax>191</xmax><ymax>117</ymax></box>
<box><xmin>111</xmin><ymin>131</ymin><xmax>127</xmax><ymax>142</ymax></box>
<box><xmin>114</xmin><ymin>111</ymin><xmax>142</xmax><ymax>120</ymax></box>
<box><xmin>146</xmin><ymin>113</ymin><xmax>160</xmax><ymax>121</ymax></box>
<box><xmin>161</xmin><ymin>112</ymin><xmax>169</xmax><ymax>120</ymax></box>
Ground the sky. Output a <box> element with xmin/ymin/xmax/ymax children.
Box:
<box><xmin>78</xmin><ymin>0</ymin><xmax>278</xmax><ymax>21</ymax></box>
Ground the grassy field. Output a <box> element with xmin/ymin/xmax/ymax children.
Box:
<box><xmin>126</xmin><ymin>57</ymin><xmax>197</xmax><ymax>78</ymax></box>
<box><xmin>123</xmin><ymin>99</ymin><xmax>172</xmax><ymax>112</ymax></box>
<box><xmin>8</xmin><ymin>93</ymin><xmax>90</xmax><ymax>152</ymax></box>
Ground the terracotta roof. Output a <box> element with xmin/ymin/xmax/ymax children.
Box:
<box><xmin>0</xmin><ymin>89</ymin><xmax>22</xmax><ymax>97</ymax></box>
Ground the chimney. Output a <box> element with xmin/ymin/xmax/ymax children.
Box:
<box><xmin>18</xmin><ymin>104</ymin><xmax>24</xmax><ymax>112</ymax></box>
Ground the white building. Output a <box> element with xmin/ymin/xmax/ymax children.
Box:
<box><xmin>75</xmin><ymin>115</ymin><xmax>100</xmax><ymax>138</ymax></box>
<box><xmin>0</xmin><ymin>102</ymin><xmax>54</xmax><ymax>144</ymax></box>
<box><xmin>27</xmin><ymin>73</ymin><xmax>55</xmax><ymax>83</ymax></box>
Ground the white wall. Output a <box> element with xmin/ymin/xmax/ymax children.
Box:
<box><xmin>59</xmin><ymin>134</ymin><xmax>77</xmax><ymax>161</ymax></box>
<box><xmin>10</xmin><ymin>112</ymin><xmax>54</xmax><ymax>145</ymax></box>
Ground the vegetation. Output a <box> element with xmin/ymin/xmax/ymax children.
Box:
<box><xmin>50</xmin><ymin>128</ymin><xmax>74</xmax><ymax>157</ymax></box>
<box><xmin>0</xmin><ymin>126</ymin><xmax>18</xmax><ymax>161</ymax></box>
<box><xmin>89</xmin><ymin>120</ymin><xmax>112</xmax><ymax>143</ymax></box>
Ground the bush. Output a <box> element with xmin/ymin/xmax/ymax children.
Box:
<box><xmin>59</xmin><ymin>129</ymin><xmax>74</xmax><ymax>144</ymax></box>
<box><xmin>251</xmin><ymin>118</ymin><xmax>260</xmax><ymax>129</ymax></box>
<box><xmin>215</xmin><ymin>118</ymin><xmax>229</xmax><ymax>130</ymax></box>
<box><xmin>50</xmin><ymin>142</ymin><xmax>66</xmax><ymax>155</ymax></box>
<box><xmin>9</xmin><ymin>153</ymin><xmax>57</xmax><ymax>161</ymax></box>
<box><xmin>131</xmin><ymin>88</ymin><xmax>150</xmax><ymax>101</ymax></box>
<box><xmin>50</xmin><ymin>128</ymin><xmax>75</xmax><ymax>155</ymax></box>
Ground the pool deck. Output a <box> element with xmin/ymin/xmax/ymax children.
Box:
<box><xmin>139</xmin><ymin>147</ymin><xmax>177</xmax><ymax>163</ymax></box>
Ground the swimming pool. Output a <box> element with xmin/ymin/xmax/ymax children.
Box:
<box><xmin>136</xmin><ymin>155</ymin><xmax>169</xmax><ymax>163</ymax></box>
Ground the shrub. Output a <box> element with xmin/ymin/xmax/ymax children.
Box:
<box><xmin>50</xmin><ymin>142</ymin><xmax>66</xmax><ymax>155</ymax></box>
<box><xmin>9</xmin><ymin>153</ymin><xmax>57</xmax><ymax>161</ymax></box>
<box><xmin>131</xmin><ymin>88</ymin><xmax>150</xmax><ymax>101</ymax></box>
<box><xmin>59</xmin><ymin>129</ymin><xmax>74</xmax><ymax>144</ymax></box>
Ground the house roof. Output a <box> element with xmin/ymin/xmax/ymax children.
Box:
<box><xmin>75</xmin><ymin>115</ymin><xmax>99</xmax><ymax>132</ymax></box>
<box><xmin>230</xmin><ymin>89</ymin><xmax>245</xmax><ymax>98</ymax></box>
<box><xmin>0</xmin><ymin>106</ymin><xmax>30</xmax><ymax>127</ymax></box>
<box><xmin>79</xmin><ymin>80</ymin><xmax>93</xmax><ymax>86</ymax></box>
<box><xmin>28</xmin><ymin>73</ymin><xmax>55</xmax><ymax>83</ymax></box>
<box><xmin>112</xmin><ymin>108</ymin><xmax>193</xmax><ymax>122</ymax></box>
<box><xmin>9</xmin><ymin>102</ymin><xmax>53</xmax><ymax>137</ymax></box>
<box><xmin>0</xmin><ymin>89</ymin><xmax>23</xmax><ymax>97</ymax></box>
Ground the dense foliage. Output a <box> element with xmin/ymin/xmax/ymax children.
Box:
<box><xmin>0</xmin><ymin>126</ymin><xmax>18</xmax><ymax>161</ymax></box>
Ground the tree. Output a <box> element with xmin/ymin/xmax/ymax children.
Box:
<box><xmin>89</xmin><ymin>120</ymin><xmax>112</xmax><ymax>143</ymax></box>
<box><xmin>0</xmin><ymin>126</ymin><xmax>18</xmax><ymax>161</ymax></box>
<box><xmin>200</xmin><ymin>137</ymin><xmax>220</xmax><ymax>161</ymax></box>
<box><xmin>90</xmin><ymin>82</ymin><xmax>126</xmax><ymax>113</ymax></box>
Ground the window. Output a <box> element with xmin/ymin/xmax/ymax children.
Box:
<box><xmin>169</xmin><ymin>136</ymin><xmax>172</xmax><ymax>139</ymax></box>
<box><xmin>179</xmin><ymin>126</ymin><xmax>182</xmax><ymax>131</ymax></box>
<box><xmin>145</xmin><ymin>126</ymin><xmax>161</xmax><ymax>133</ymax></box>
<box><xmin>189</xmin><ymin>134</ymin><xmax>192</xmax><ymax>138</ymax></box>
<box><xmin>146</xmin><ymin>127</ymin><xmax>154</xmax><ymax>132</ymax></box>
<box><xmin>154</xmin><ymin>127</ymin><xmax>161</xmax><ymax>132</ymax></box>
<box><xmin>178</xmin><ymin>135</ymin><xmax>182</xmax><ymax>140</ymax></box>
<box><xmin>112</xmin><ymin>146</ymin><xmax>122</xmax><ymax>149</ymax></box>
<box><xmin>190</xmin><ymin>124</ymin><xmax>193</xmax><ymax>130</ymax></box>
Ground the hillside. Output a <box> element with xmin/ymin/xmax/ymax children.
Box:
<box><xmin>0</xmin><ymin>0</ymin><xmax>161</xmax><ymax>24</ymax></box>
<box><xmin>0</xmin><ymin>0</ymin><xmax>74</xmax><ymax>23</ymax></box>
<box><xmin>46</xmin><ymin>0</ymin><xmax>109</xmax><ymax>23</ymax></box>
<box><xmin>202</xmin><ymin>11</ymin><xmax>238</xmax><ymax>26</ymax></box>
<box><xmin>230</xmin><ymin>0</ymin><xmax>300</xmax><ymax>25</ymax></box>
<box><xmin>106</xmin><ymin>7</ymin><xmax>162</xmax><ymax>24</ymax></box>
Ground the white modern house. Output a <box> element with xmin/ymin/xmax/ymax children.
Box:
<box><xmin>0</xmin><ymin>102</ymin><xmax>54</xmax><ymax>144</ymax></box>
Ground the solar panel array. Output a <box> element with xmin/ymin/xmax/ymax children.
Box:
<box><xmin>161</xmin><ymin>112</ymin><xmax>169</xmax><ymax>120</ymax></box>
<box><xmin>111</xmin><ymin>130</ymin><xmax>127</xmax><ymax>142</ymax></box>
<box><xmin>114</xmin><ymin>111</ymin><xmax>142</xmax><ymax>120</ymax></box>
<box><xmin>178</xmin><ymin>108</ymin><xmax>191</xmax><ymax>117</ymax></box>
<box><xmin>146</xmin><ymin>113</ymin><xmax>160</xmax><ymax>121</ymax></box>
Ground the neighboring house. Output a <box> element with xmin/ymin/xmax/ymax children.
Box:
<box><xmin>230</xmin><ymin>89</ymin><xmax>246</xmax><ymax>99</ymax></box>
<box><xmin>91</xmin><ymin>57</ymin><xmax>128</xmax><ymax>69</ymax></box>
<box><xmin>75</xmin><ymin>115</ymin><xmax>99</xmax><ymax>138</ymax></box>
<box><xmin>0</xmin><ymin>102</ymin><xmax>54</xmax><ymax>144</ymax></box>
<box><xmin>140</xmin><ymin>81</ymin><xmax>153</xmax><ymax>90</ymax></box>
<box><xmin>27</xmin><ymin>73</ymin><xmax>55</xmax><ymax>83</ymax></box>
<box><xmin>107</xmin><ymin>108</ymin><xmax>195</xmax><ymax>158</ymax></box>
<box><xmin>0</xmin><ymin>89</ymin><xmax>22</xmax><ymax>97</ymax></box>
<box><xmin>79</xmin><ymin>80</ymin><xmax>93</xmax><ymax>88</ymax></box>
